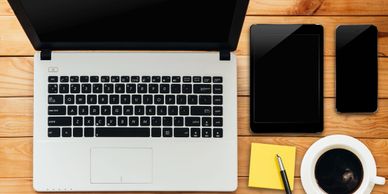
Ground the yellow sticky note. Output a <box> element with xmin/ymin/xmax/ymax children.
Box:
<box><xmin>248</xmin><ymin>143</ymin><xmax>296</xmax><ymax>190</ymax></box>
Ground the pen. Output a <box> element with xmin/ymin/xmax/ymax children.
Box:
<box><xmin>276</xmin><ymin>154</ymin><xmax>292</xmax><ymax>194</ymax></box>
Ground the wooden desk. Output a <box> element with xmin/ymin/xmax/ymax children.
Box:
<box><xmin>0</xmin><ymin>0</ymin><xmax>387</xmax><ymax>193</ymax></box>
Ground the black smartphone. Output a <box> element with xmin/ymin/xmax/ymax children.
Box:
<box><xmin>250</xmin><ymin>24</ymin><xmax>324</xmax><ymax>133</ymax></box>
<box><xmin>336</xmin><ymin>25</ymin><xmax>378</xmax><ymax>113</ymax></box>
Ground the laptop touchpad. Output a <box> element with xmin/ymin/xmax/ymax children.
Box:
<box><xmin>91</xmin><ymin>148</ymin><xmax>153</xmax><ymax>184</ymax></box>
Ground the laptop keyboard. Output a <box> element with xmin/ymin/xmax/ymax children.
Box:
<box><xmin>47</xmin><ymin>76</ymin><xmax>223</xmax><ymax>138</ymax></box>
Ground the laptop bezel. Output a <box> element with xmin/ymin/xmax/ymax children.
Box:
<box><xmin>8</xmin><ymin>0</ymin><xmax>249</xmax><ymax>52</ymax></box>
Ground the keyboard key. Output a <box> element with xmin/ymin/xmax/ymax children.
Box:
<box><xmin>202</xmin><ymin>128</ymin><xmax>212</xmax><ymax>138</ymax></box>
<box><xmin>126</xmin><ymin>84</ymin><xmax>136</xmax><ymax>93</ymax></box>
<box><xmin>213</xmin><ymin>106</ymin><xmax>223</xmax><ymax>116</ymax></box>
<box><xmin>151</xmin><ymin>117</ymin><xmax>161</xmax><ymax>126</ymax></box>
<box><xmin>202</xmin><ymin>117</ymin><xmax>212</xmax><ymax>127</ymax></box>
<box><xmin>48</xmin><ymin>76</ymin><xmax>58</xmax><ymax>82</ymax></box>
<box><xmin>179</xmin><ymin>106</ymin><xmax>189</xmax><ymax>115</ymax></box>
<box><xmin>96</xmin><ymin>127</ymin><xmax>150</xmax><ymax>137</ymax></box>
<box><xmin>152</xmin><ymin>76</ymin><xmax>161</xmax><ymax>82</ymax></box>
<box><xmin>96</xmin><ymin>117</ymin><xmax>105</xmax><ymax>126</ymax></box>
<box><xmin>138</xmin><ymin>84</ymin><xmax>147</xmax><ymax>93</ymax></box>
<box><xmin>162</xmin><ymin>76</ymin><xmax>171</xmax><ymax>82</ymax></box>
<box><xmin>163</xmin><ymin>117</ymin><xmax>172</xmax><ymax>126</ymax></box>
<box><xmin>121</xmin><ymin>76</ymin><xmax>130</xmax><ymax>82</ymax></box>
<box><xmin>65</xmin><ymin>95</ymin><xmax>75</xmax><ymax>104</ymax></box>
<box><xmin>115</xmin><ymin>84</ymin><xmax>125</xmax><ymax>93</ymax></box>
<box><xmin>177</xmin><ymin>95</ymin><xmax>186</xmax><ymax>104</ymax></box>
<box><xmin>48</xmin><ymin>95</ymin><xmax>63</xmax><ymax>104</ymax></box>
<box><xmin>183</xmin><ymin>76</ymin><xmax>191</xmax><ymax>82</ymax></box>
<box><xmin>135</xmin><ymin>106</ymin><xmax>144</xmax><ymax>115</ymax></box>
<box><xmin>132</xmin><ymin>95</ymin><xmax>142</xmax><ymax>104</ymax></box>
<box><xmin>154</xmin><ymin>95</ymin><xmax>164</xmax><ymax>104</ymax></box>
<box><xmin>193</xmin><ymin>76</ymin><xmax>201</xmax><ymax>83</ymax></box>
<box><xmin>84</xmin><ymin>127</ymin><xmax>94</xmax><ymax>137</ymax></box>
<box><xmin>62</xmin><ymin>127</ymin><xmax>71</xmax><ymax>137</ymax></box>
<box><xmin>111</xmin><ymin>76</ymin><xmax>119</xmax><ymax>82</ymax></box>
<box><xmin>101</xmin><ymin>76</ymin><xmax>110</xmax><ymax>82</ymax></box>
<box><xmin>171</xmin><ymin>84</ymin><xmax>181</xmax><ymax>93</ymax></box>
<box><xmin>203</xmin><ymin>76</ymin><xmax>211</xmax><ymax>83</ymax></box>
<box><xmin>82</xmin><ymin>84</ymin><xmax>92</xmax><ymax>93</ymax></box>
<box><xmin>152</xmin><ymin>128</ymin><xmax>161</xmax><ymax>137</ymax></box>
<box><xmin>107</xmin><ymin>117</ymin><xmax>116</xmax><ymax>126</ymax></box>
<box><xmin>182</xmin><ymin>84</ymin><xmax>192</xmax><ymax>93</ymax></box>
<box><xmin>160</xmin><ymin>84</ymin><xmax>169</xmax><ymax>93</ymax></box>
<box><xmin>60</xmin><ymin>76</ymin><xmax>69</xmax><ymax>82</ymax></box>
<box><xmin>73</xmin><ymin>127</ymin><xmax>83</xmax><ymax>137</ymax></box>
<box><xmin>191</xmin><ymin>128</ymin><xmax>200</xmax><ymax>137</ymax></box>
<box><xmin>90</xmin><ymin>76</ymin><xmax>99</xmax><ymax>82</ymax></box>
<box><xmin>131</xmin><ymin>76</ymin><xmax>140</xmax><ymax>82</ymax></box>
<box><xmin>143</xmin><ymin>95</ymin><xmax>153</xmax><ymax>104</ymax></box>
<box><xmin>48</xmin><ymin>128</ymin><xmax>60</xmax><ymax>137</ymax></box>
<box><xmin>110</xmin><ymin>95</ymin><xmax>120</xmax><ymax>104</ymax></box>
<box><xmin>84</xmin><ymin>117</ymin><xmax>94</xmax><ymax>126</ymax></box>
<box><xmin>93</xmin><ymin>84</ymin><xmax>103</xmax><ymax>93</ymax></box>
<box><xmin>188</xmin><ymin>95</ymin><xmax>198</xmax><ymax>104</ymax></box>
<box><xmin>124</xmin><ymin>106</ymin><xmax>133</xmax><ymax>115</ymax></box>
<box><xmin>80</xmin><ymin>76</ymin><xmax>89</xmax><ymax>82</ymax></box>
<box><xmin>213</xmin><ymin>128</ymin><xmax>223</xmax><ymax>138</ymax></box>
<box><xmin>174</xmin><ymin>117</ymin><xmax>184</xmax><ymax>126</ymax></box>
<box><xmin>112</xmin><ymin>105</ymin><xmax>122</xmax><ymax>115</ymax></box>
<box><xmin>73</xmin><ymin>117</ymin><xmax>83</xmax><ymax>126</ymax></box>
<box><xmin>174</xmin><ymin>128</ymin><xmax>189</xmax><ymax>137</ymax></box>
<box><xmin>172</xmin><ymin>76</ymin><xmax>181</xmax><ymax>82</ymax></box>
<box><xmin>70</xmin><ymin>84</ymin><xmax>80</xmax><ymax>93</ymax></box>
<box><xmin>90</xmin><ymin>106</ymin><xmax>99</xmax><ymax>115</ymax></box>
<box><xmin>185</xmin><ymin>117</ymin><xmax>200</xmax><ymax>126</ymax></box>
<box><xmin>48</xmin><ymin>117</ymin><xmax>71</xmax><ymax>126</ymax></box>
<box><xmin>48</xmin><ymin>84</ymin><xmax>58</xmax><ymax>93</ymax></box>
<box><xmin>85</xmin><ymin>95</ymin><xmax>97</xmax><ymax>104</ymax></box>
<box><xmin>101</xmin><ymin>106</ymin><xmax>111</xmax><ymax>115</ymax></box>
<box><xmin>168</xmin><ymin>106</ymin><xmax>178</xmax><ymax>115</ymax></box>
<box><xmin>140</xmin><ymin>117</ymin><xmax>150</xmax><ymax>126</ymax></box>
<box><xmin>79</xmin><ymin>106</ymin><xmax>88</xmax><ymax>115</ymax></box>
<box><xmin>142</xmin><ymin>76</ymin><xmax>150</xmax><ymax>82</ymax></box>
<box><xmin>163</xmin><ymin>128</ymin><xmax>172</xmax><ymax>137</ymax></box>
<box><xmin>118</xmin><ymin>117</ymin><xmax>128</xmax><ymax>126</ymax></box>
<box><xmin>199</xmin><ymin>95</ymin><xmax>211</xmax><ymax>104</ymax></box>
<box><xmin>213</xmin><ymin>95</ymin><xmax>223</xmax><ymax>105</ymax></box>
<box><xmin>213</xmin><ymin>84</ymin><xmax>223</xmax><ymax>94</ymax></box>
<box><xmin>129</xmin><ymin>117</ymin><xmax>139</xmax><ymax>126</ymax></box>
<box><xmin>59</xmin><ymin>84</ymin><xmax>69</xmax><ymax>93</ymax></box>
<box><xmin>68</xmin><ymin>106</ymin><xmax>77</xmax><ymax>115</ymax></box>
<box><xmin>146</xmin><ymin>106</ymin><xmax>156</xmax><ymax>115</ymax></box>
<box><xmin>104</xmin><ymin>84</ymin><xmax>114</xmax><ymax>93</ymax></box>
<box><xmin>48</xmin><ymin>106</ymin><xmax>66</xmax><ymax>115</ymax></box>
<box><xmin>157</xmin><ymin>106</ymin><xmax>167</xmax><ymax>115</ymax></box>
<box><xmin>121</xmin><ymin>95</ymin><xmax>131</xmax><ymax>104</ymax></box>
<box><xmin>70</xmin><ymin>76</ymin><xmax>79</xmax><ymax>82</ymax></box>
<box><xmin>194</xmin><ymin>84</ymin><xmax>211</xmax><ymax>93</ymax></box>
<box><xmin>76</xmin><ymin>95</ymin><xmax>86</xmax><ymax>104</ymax></box>
<box><xmin>191</xmin><ymin>106</ymin><xmax>211</xmax><ymax>115</ymax></box>
<box><xmin>149</xmin><ymin>84</ymin><xmax>158</xmax><ymax>93</ymax></box>
<box><xmin>213</xmin><ymin>117</ymin><xmax>223</xmax><ymax>126</ymax></box>
<box><xmin>213</xmin><ymin>76</ymin><xmax>223</xmax><ymax>83</ymax></box>
<box><xmin>98</xmin><ymin>95</ymin><xmax>108</xmax><ymax>104</ymax></box>
<box><xmin>166</xmin><ymin>95</ymin><xmax>175</xmax><ymax>104</ymax></box>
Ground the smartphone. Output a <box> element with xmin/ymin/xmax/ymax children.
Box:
<box><xmin>336</xmin><ymin>25</ymin><xmax>378</xmax><ymax>113</ymax></box>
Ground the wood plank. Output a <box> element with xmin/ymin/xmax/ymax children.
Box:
<box><xmin>1</xmin><ymin>97</ymin><xmax>388</xmax><ymax>138</ymax></box>
<box><xmin>237</xmin><ymin>56</ymin><xmax>388</xmax><ymax>97</ymax></box>
<box><xmin>237</xmin><ymin>16</ymin><xmax>388</xmax><ymax>56</ymax></box>
<box><xmin>247</xmin><ymin>0</ymin><xmax>388</xmax><ymax>16</ymax></box>
<box><xmin>0</xmin><ymin>56</ymin><xmax>388</xmax><ymax>98</ymax></box>
<box><xmin>1</xmin><ymin>16</ymin><xmax>388</xmax><ymax>56</ymax></box>
<box><xmin>1</xmin><ymin>137</ymin><xmax>388</xmax><ymax>178</ymax></box>
<box><xmin>2</xmin><ymin>0</ymin><xmax>388</xmax><ymax>17</ymax></box>
<box><xmin>238</xmin><ymin>97</ymin><xmax>388</xmax><ymax>137</ymax></box>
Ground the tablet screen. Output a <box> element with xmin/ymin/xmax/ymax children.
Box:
<box><xmin>250</xmin><ymin>25</ymin><xmax>323</xmax><ymax>132</ymax></box>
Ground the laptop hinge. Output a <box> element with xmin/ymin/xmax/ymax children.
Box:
<box><xmin>40</xmin><ymin>50</ymin><xmax>52</xmax><ymax>60</ymax></box>
<box><xmin>219</xmin><ymin>50</ymin><xmax>231</xmax><ymax>61</ymax></box>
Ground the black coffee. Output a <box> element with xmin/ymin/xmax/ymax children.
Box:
<box><xmin>315</xmin><ymin>149</ymin><xmax>363</xmax><ymax>194</ymax></box>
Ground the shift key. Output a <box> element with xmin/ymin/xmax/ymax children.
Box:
<box><xmin>48</xmin><ymin>117</ymin><xmax>71</xmax><ymax>126</ymax></box>
<box><xmin>191</xmin><ymin>106</ymin><xmax>212</xmax><ymax>115</ymax></box>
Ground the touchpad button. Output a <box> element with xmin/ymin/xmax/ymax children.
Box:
<box><xmin>91</xmin><ymin>148</ymin><xmax>153</xmax><ymax>184</ymax></box>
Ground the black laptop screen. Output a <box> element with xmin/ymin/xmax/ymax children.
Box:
<box><xmin>18</xmin><ymin>0</ymin><xmax>238</xmax><ymax>44</ymax></box>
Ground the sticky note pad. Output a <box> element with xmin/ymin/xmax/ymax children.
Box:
<box><xmin>248</xmin><ymin>143</ymin><xmax>296</xmax><ymax>190</ymax></box>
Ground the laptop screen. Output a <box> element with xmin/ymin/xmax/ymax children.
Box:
<box><xmin>13</xmin><ymin>0</ymin><xmax>246</xmax><ymax>50</ymax></box>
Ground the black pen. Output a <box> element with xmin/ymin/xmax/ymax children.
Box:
<box><xmin>276</xmin><ymin>154</ymin><xmax>292</xmax><ymax>194</ymax></box>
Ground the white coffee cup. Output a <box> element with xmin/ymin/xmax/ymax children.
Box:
<box><xmin>301</xmin><ymin>135</ymin><xmax>385</xmax><ymax>194</ymax></box>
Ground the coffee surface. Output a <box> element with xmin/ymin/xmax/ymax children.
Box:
<box><xmin>315</xmin><ymin>149</ymin><xmax>363</xmax><ymax>194</ymax></box>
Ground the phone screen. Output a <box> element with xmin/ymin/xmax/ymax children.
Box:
<box><xmin>336</xmin><ymin>25</ymin><xmax>378</xmax><ymax>113</ymax></box>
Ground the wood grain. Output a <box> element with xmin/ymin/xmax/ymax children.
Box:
<box><xmin>2</xmin><ymin>0</ymin><xmax>388</xmax><ymax>16</ymax></box>
<box><xmin>1</xmin><ymin>97</ymin><xmax>388</xmax><ymax>138</ymax></box>
<box><xmin>1</xmin><ymin>16</ymin><xmax>388</xmax><ymax>56</ymax></box>
<box><xmin>1</xmin><ymin>137</ymin><xmax>388</xmax><ymax>179</ymax></box>
<box><xmin>1</xmin><ymin>177</ymin><xmax>387</xmax><ymax>194</ymax></box>
<box><xmin>0</xmin><ymin>56</ymin><xmax>387</xmax><ymax>98</ymax></box>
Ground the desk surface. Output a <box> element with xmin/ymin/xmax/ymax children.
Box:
<box><xmin>0</xmin><ymin>0</ymin><xmax>388</xmax><ymax>193</ymax></box>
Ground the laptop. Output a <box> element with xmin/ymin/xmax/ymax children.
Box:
<box><xmin>9</xmin><ymin>0</ymin><xmax>249</xmax><ymax>192</ymax></box>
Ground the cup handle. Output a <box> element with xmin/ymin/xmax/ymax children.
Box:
<box><xmin>373</xmin><ymin>176</ymin><xmax>386</xmax><ymax>185</ymax></box>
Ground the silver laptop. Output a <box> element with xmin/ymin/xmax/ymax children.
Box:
<box><xmin>9</xmin><ymin>0</ymin><xmax>249</xmax><ymax>191</ymax></box>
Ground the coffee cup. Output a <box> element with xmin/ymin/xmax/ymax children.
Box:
<box><xmin>301</xmin><ymin>135</ymin><xmax>385</xmax><ymax>194</ymax></box>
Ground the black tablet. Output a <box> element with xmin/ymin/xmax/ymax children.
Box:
<box><xmin>250</xmin><ymin>24</ymin><xmax>324</xmax><ymax>133</ymax></box>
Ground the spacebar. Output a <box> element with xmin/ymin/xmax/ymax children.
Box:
<box><xmin>96</xmin><ymin>128</ymin><xmax>150</xmax><ymax>137</ymax></box>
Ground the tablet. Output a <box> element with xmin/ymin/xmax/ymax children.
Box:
<box><xmin>250</xmin><ymin>24</ymin><xmax>323</xmax><ymax>133</ymax></box>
